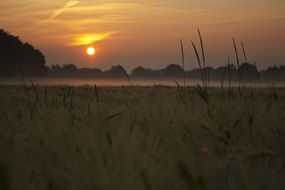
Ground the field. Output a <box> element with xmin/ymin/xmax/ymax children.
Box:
<box><xmin>0</xmin><ymin>85</ymin><xmax>285</xmax><ymax>190</ymax></box>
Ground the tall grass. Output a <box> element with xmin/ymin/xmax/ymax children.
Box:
<box><xmin>180</xmin><ymin>39</ymin><xmax>186</xmax><ymax>87</ymax></box>
<box><xmin>227</xmin><ymin>57</ymin><xmax>232</xmax><ymax>92</ymax></box>
<box><xmin>241</xmin><ymin>41</ymin><xmax>248</xmax><ymax>63</ymax></box>
<box><xmin>191</xmin><ymin>41</ymin><xmax>205</xmax><ymax>88</ymax></box>
<box><xmin>118</xmin><ymin>66</ymin><xmax>132</xmax><ymax>86</ymax></box>
<box><xmin>197</xmin><ymin>29</ymin><xmax>209</xmax><ymax>87</ymax></box>
<box><xmin>233</xmin><ymin>37</ymin><xmax>242</xmax><ymax>92</ymax></box>
<box><xmin>0</xmin><ymin>86</ymin><xmax>284</xmax><ymax>190</ymax></box>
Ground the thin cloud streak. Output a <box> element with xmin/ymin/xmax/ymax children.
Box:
<box><xmin>67</xmin><ymin>3</ymin><xmax>144</xmax><ymax>12</ymax></box>
<box><xmin>49</xmin><ymin>0</ymin><xmax>79</xmax><ymax>20</ymax></box>
<box><xmin>17</xmin><ymin>1</ymin><xmax>80</xmax><ymax>33</ymax></box>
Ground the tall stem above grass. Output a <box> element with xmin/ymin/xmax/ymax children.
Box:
<box><xmin>241</xmin><ymin>41</ymin><xmax>248</xmax><ymax>63</ymax></box>
<box><xmin>197</xmin><ymin>29</ymin><xmax>209</xmax><ymax>87</ymax></box>
<box><xmin>227</xmin><ymin>57</ymin><xmax>232</xmax><ymax>90</ymax></box>
<box><xmin>233</xmin><ymin>37</ymin><xmax>242</xmax><ymax>92</ymax></box>
<box><xmin>191</xmin><ymin>41</ymin><xmax>205</xmax><ymax>88</ymax></box>
<box><xmin>180</xmin><ymin>39</ymin><xmax>186</xmax><ymax>87</ymax></box>
<box><xmin>241</xmin><ymin>41</ymin><xmax>253</xmax><ymax>88</ymax></box>
<box><xmin>221</xmin><ymin>62</ymin><xmax>227</xmax><ymax>92</ymax></box>
<box><xmin>118</xmin><ymin>67</ymin><xmax>132</xmax><ymax>86</ymax></box>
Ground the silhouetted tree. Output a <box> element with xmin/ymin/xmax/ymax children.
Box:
<box><xmin>0</xmin><ymin>29</ymin><xmax>47</xmax><ymax>77</ymax></box>
<box><xmin>162</xmin><ymin>64</ymin><xmax>183</xmax><ymax>78</ymax></box>
<box><xmin>48</xmin><ymin>64</ymin><xmax>103</xmax><ymax>78</ymax></box>
<box><xmin>132</xmin><ymin>66</ymin><xmax>154</xmax><ymax>78</ymax></box>
<box><xmin>104</xmin><ymin>65</ymin><xmax>128</xmax><ymax>79</ymax></box>
<box><xmin>262</xmin><ymin>65</ymin><xmax>285</xmax><ymax>81</ymax></box>
<box><xmin>51</xmin><ymin>64</ymin><xmax>62</xmax><ymax>71</ymax></box>
<box><xmin>62</xmin><ymin>64</ymin><xmax>77</xmax><ymax>73</ymax></box>
<box><xmin>239</xmin><ymin>62</ymin><xmax>258</xmax><ymax>81</ymax></box>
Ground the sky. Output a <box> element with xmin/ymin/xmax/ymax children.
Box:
<box><xmin>1</xmin><ymin>0</ymin><xmax>285</xmax><ymax>71</ymax></box>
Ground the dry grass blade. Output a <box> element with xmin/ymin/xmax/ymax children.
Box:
<box><xmin>233</xmin><ymin>38</ymin><xmax>240</xmax><ymax>69</ymax></box>
<box><xmin>94</xmin><ymin>84</ymin><xmax>99</xmax><ymax>105</ymax></box>
<box><xmin>180</xmin><ymin>39</ymin><xmax>186</xmax><ymax>87</ymax></box>
<box><xmin>195</xmin><ymin>84</ymin><xmax>209</xmax><ymax>104</ymax></box>
<box><xmin>227</xmin><ymin>57</ymin><xmax>232</xmax><ymax>90</ymax></box>
<box><xmin>253</xmin><ymin>60</ymin><xmax>259</xmax><ymax>82</ymax></box>
<box><xmin>197</xmin><ymin>29</ymin><xmax>206</xmax><ymax>68</ymax></box>
<box><xmin>253</xmin><ymin>60</ymin><xmax>257</xmax><ymax>70</ymax></box>
<box><xmin>191</xmin><ymin>41</ymin><xmax>205</xmax><ymax>88</ymax></box>
<box><xmin>198</xmin><ymin>28</ymin><xmax>208</xmax><ymax>86</ymax></box>
<box><xmin>18</xmin><ymin>63</ymin><xmax>28</xmax><ymax>96</ymax></box>
<box><xmin>221</xmin><ymin>62</ymin><xmax>227</xmax><ymax>90</ymax></box>
<box><xmin>233</xmin><ymin>37</ymin><xmax>242</xmax><ymax>91</ymax></box>
<box><xmin>118</xmin><ymin>66</ymin><xmax>132</xmax><ymax>86</ymax></box>
<box><xmin>241</xmin><ymin>41</ymin><xmax>254</xmax><ymax>88</ymax></box>
<box><xmin>241</xmin><ymin>41</ymin><xmax>247</xmax><ymax>62</ymax></box>
<box><xmin>106</xmin><ymin>132</ymin><xmax>112</xmax><ymax>146</ymax></box>
<box><xmin>30</xmin><ymin>80</ymin><xmax>39</xmax><ymax>104</ymax></box>
<box><xmin>174</xmin><ymin>81</ymin><xmax>187</xmax><ymax>109</ymax></box>
<box><xmin>105</xmin><ymin>112</ymin><xmax>123</xmax><ymax>121</ymax></box>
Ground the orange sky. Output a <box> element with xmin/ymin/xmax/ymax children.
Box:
<box><xmin>1</xmin><ymin>0</ymin><xmax>285</xmax><ymax>71</ymax></box>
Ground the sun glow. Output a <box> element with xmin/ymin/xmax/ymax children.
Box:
<box><xmin>69</xmin><ymin>31</ymin><xmax>119</xmax><ymax>46</ymax></box>
<box><xmin>86</xmin><ymin>47</ymin><xmax>96</xmax><ymax>56</ymax></box>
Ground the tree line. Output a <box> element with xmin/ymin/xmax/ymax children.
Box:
<box><xmin>0</xmin><ymin>29</ymin><xmax>47</xmax><ymax>77</ymax></box>
<box><xmin>47</xmin><ymin>63</ymin><xmax>285</xmax><ymax>82</ymax></box>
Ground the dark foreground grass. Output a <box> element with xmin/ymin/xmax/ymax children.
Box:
<box><xmin>0</xmin><ymin>85</ymin><xmax>284</xmax><ymax>190</ymax></box>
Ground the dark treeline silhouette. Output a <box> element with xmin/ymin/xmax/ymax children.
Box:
<box><xmin>260</xmin><ymin>65</ymin><xmax>285</xmax><ymax>81</ymax></box>
<box><xmin>48</xmin><ymin>64</ymin><xmax>126</xmax><ymax>79</ymax></box>
<box><xmin>0</xmin><ymin>28</ymin><xmax>284</xmax><ymax>81</ymax></box>
<box><xmin>0</xmin><ymin>29</ymin><xmax>47</xmax><ymax>77</ymax></box>
<box><xmin>47</xmin><ymin>63</ymin><xmax>285</xmax><ymax>82</ymax></box>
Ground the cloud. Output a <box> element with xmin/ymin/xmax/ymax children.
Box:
<box><xmin>67</xmin><ymin>3</ymin><xmax>143</xmax><ymax>12</ymax></box>
<box><xmin>67</xmin><ymin>31</ymin><xmax>120</xmax><ymax>46</ymax></box>
<box><xmin>49</xmin><ymin>0</ymin><xmax>79</xmax><ymax>20</ymax></box>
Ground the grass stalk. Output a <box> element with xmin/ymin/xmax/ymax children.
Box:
<box><xmin>180</xmin><ymin>39</ymin><xmax>186</xmax><ymax>87</ymax></box>
<box><xmin>227</xmin><ymin>57</ymin><xmax>232</xmax><ymax>93</ymax></box>
<box><xmin>241</xmin><ymin>41</ymin><xmax>248</xmax><ymax>63</ymax></box>
<box><xmin>221</xmin><ymin>62</ymin><xmax>227</xmax><ymax>93</ymax></box>
<box><xmin>191</xmin><ymin>41</ymin><xmax>205</xmax><ymax>88</ymax></box>
<box><xmin>118</xmin><ymin>67</ymin><xmax>132</xmax><ymax>86</ymax></box>
<box><xmin>233</xmin><ymin>37</ymin><xmax>242</xmax><ymax>93</ymax></box>
<box><xmin>197</xmin><ymin>28</ymin><xmax>209</xmax><ymax>87</ymax></box>
<box><xmin>241</xmin><ymin>41</ymin><xmax>253</xmax><ymax>89</ymax></box>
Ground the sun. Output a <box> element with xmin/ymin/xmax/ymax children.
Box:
<box><xmin>86</xmin><ymin>47</ymin><xmax>96</xmax><ymax>56</ymax></box>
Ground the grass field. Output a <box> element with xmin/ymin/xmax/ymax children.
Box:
<box><xmin>0</xmin><ymin>85</ymin><xmax>285</xmax><ymax>190</ymax></box>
